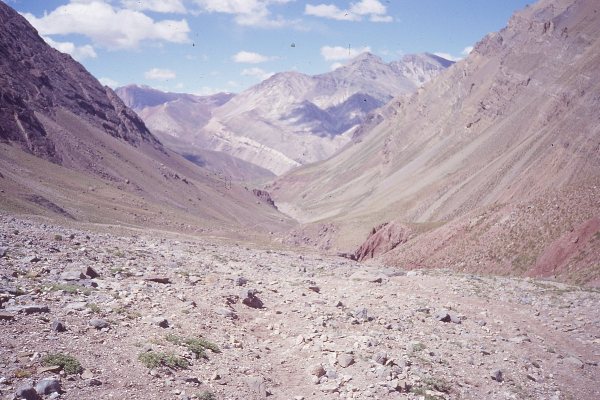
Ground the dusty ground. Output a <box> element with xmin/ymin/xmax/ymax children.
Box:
<box><xmin>1</xmin><ymin>213</ymin><xmax>599</xmax><ymax>400</ymax></box>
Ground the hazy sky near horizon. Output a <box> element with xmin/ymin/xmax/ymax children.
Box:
<box><xmin>9</xmin><ymin>0</ymin><xmax>532</xmax><ymax>94</ymax></box>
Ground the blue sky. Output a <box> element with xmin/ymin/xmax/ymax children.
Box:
<box><xmin>8</xmin><ymin>0</ymin><xmax>532</xmax><ymax>95</ymax></box>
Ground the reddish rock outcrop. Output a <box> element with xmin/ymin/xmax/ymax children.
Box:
<box><xmin>252</xmin><ymin>189</ymin><xmax>277</xmax><ymax>209</ymax></box>
<box><xmin>354</xmin><ymin>222</ymin><xmax>411</xmax><ymax>261</ymax></box>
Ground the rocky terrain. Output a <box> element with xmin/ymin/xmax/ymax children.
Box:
<box><xmin>1</xmin><ymin>214</ymin><xmax>599</xmax><ymax>400</ymax></box>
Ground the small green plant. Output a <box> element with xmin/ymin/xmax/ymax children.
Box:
<box><xmin>87</xmin><ymin>303</ymin><xmax>101</xmax><ymax>314</ymax></box>
<box><xmin>138</xmin><ymin>351</ymin><xmax>189</xmax><ymax>369</ymax></box>
<box><xmin>197</xmin><ymin>391</ymin><xmax>217</xmax><ymax>400</ymax></box>
<box><xmin>41</xmin><ymin>353</ymin><xmax>82</xmax><ymax>375</ymax></box>
<box><xmin>14</xmin><ymin>369</ymin><xmax>33</xmax><ymax>378</ymax></box>
<box><xmin>165</xmin><ymin>334</ymin><xmax>220</xmax><ymax>358</ymax></box>
<box><xmin>46</xmin><ymin>283</ymin><xmax>92</xmax><ymax>295</ymax></box>
<box><xmin>54</xmin><ymin>234</ymin><xmax>63</xmax><ymax>241</ymax></box>
<box><xmin>113</xmin><ymin>307</ymin><xmax>141</xmax><ymax>319</ymax></box>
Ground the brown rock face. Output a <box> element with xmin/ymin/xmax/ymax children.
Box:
<box><xmin>252</xmin><ymin>189</ymin><xmax>277</xmax><ymax>209</ymax></box>
<box><xmin>354</xmin><ymin>222</ymin><xmax>411</xmax><ymax>261</ymax></box>
<box><xmin>0</xmin><ymin>2</ymin><xmax>159</xmax><ymax>163</ymax></box>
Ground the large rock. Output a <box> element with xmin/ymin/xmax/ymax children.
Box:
<box><xmin>241</xmin><ymin>289</ymin><xmax>264</xmax><ymax>309</ymax></box>
<box><xmin>35</xmin><ymin>378</ymin><xmax>61</xmax><ymax>395</ymax></box>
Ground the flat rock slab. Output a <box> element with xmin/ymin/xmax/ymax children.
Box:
<box><xmin>5</xmin><ymin>305</ymin><xmax>49</xmax><ymax>314</ymax></box>
<box><xmin>144</xmin><ymin>276</ymin><xmax>171</xmax><ymax>284</ymax></box>
<box><xmin>0</xmin><ymin>312</ymin><xmax>15</xmax><ymax>321</ymax></box>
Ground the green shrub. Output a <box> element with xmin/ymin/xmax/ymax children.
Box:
<box><xmin>41</xmin><ymin>353</ymin><xmax>82</xmax><ymax>375</ymax></box>
<box><xmin>138</xmin><ymin>351</ymin><xmax>188</xmax><ymax>369</ymax></box>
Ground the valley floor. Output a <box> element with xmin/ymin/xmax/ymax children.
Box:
<box><xmin>1</xmin><ymin>214</ymin><xmax>599</xmax><ymax>400</ymax></box>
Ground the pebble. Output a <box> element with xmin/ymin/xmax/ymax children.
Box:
<box><xmin>89</xmin><ymin>318</ymin><xmax>109</xmax><ymax>329</ymax></box>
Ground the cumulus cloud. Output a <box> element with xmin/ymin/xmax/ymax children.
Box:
<box><xmin>23</xmin><ymin>0</ymin><xmax>190</xmax><ymax>49</ymax></box>
<box><xmin>462</xmin><ymin>46</ymin><xmax>474</xmax><ymax>56</ymax></box>
<box><xmin>145</xmin><ymin>68</ymin><xmax>177</xmax><ymax>80</ymax></box>
<box><xmin>193</xmin><ymin>0</ymin><xmax>298</xmax><ymax>28</ymax></box>
<box><xmin>320</xmin><ymin>45</ymin><xmax>371</xmax><ymax>61</ymax></box>
<box><xmin>98</xmin><ymin>77</ymin><xmax>119</xmax><ymax>88</ymax></box>
<box><xmin>43</xmin><ymin>36</ymin><xmax>97</xmax><ymax>61</ymax></box>
<box><xmin>232</xmin><ymin>51</ymin><xmax>272</xmax><ymax>63</ymax></box>
<box><xmin>330</xmin><ymin>62</ymin><xmax>344</xmax><ymax>70</ymax></box>
<box><xmin>121</xmin><ymin>0</ymin><xmax>187</xmax><ymax>13</ymax></box>
<box><xmin>305</xmin><ymin>0</ymin><xmax>392</xmax><ymax>22</ymax></box>
<box><xmin>241</xmin><ymin>67</ymin><xmax>274</xmax><ymax>81</ymax></box>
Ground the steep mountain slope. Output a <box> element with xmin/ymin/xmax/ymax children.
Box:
<box><xmin>116</xmin><ymin>85</ymin><xmax>273</xmax><ymax>182</ymax></box>
<box><xmin>0</xmin><ymin>1</ymin><xmax>291</xmax><ymax>238</ymax></box>
<box><xmin>123</xmin><ymin>53</ymin><xmax>451</xmax><ymax>175</ymax></box>
<box><xmin>271</xmin><ymin>0</ymin><xmax>600</xmax><ymax>284</ymax></box>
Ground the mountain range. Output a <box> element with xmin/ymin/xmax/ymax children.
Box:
<box><xmin>117</xmin><ymin>52</ymin><xmax>452</xmax><ymax>175</ymax></box>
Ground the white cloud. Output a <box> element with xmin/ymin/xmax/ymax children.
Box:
<box><xmin>304</xmin><ymin>4</ymin><xmax>359</xmax><ymax>21</ymax></box>
<box><xmin>144</xmin><ymin>68</ymin><xmax>177</xmax><ymax>80</ymax></box>
<box><xmin>305</xmin><ymin>0</ymin><xmax>392</xmax><ymax>22</ymax></box>
<box><xmin>193</xmin><ymin>0</ymin><xmax>298</xmax><ymax>28</ymax></box>
<box><xmin>99</xmin><ymin>77</ymin><xmax>119</xmax><ymax>88</ymax></box>
<box><xmin>320</xmin><ymin>45</ymin><xmax>371</xmax><ymax>61</ymax></box>
<box><xmin>241</xmin><ymin>67</ymin><xmax>274</xmax><ymax>81</ymax></box>
<box><xmin>121</xmin><ymin>0</ymin><xmax>187</xmax><ymax>13</ymax></box>
<box><xmin>462</xmin><ymin>46</ymin><xmax>474</xmax><ymax>56</ymax></box>
<box><xmin>433</xmin><ymin>52</ymin><xmax>462</xmax><ymax>62</ymax></box>
<box><xmin>23</xmin><ymin>1</ymin><xmax>190</xmax><ymax>49</ymax></box>
<box><xmin>330</xmin><ymin>62</ymin><xmax>344</xmax><ymax>70</ymax></box>
<box><xmin>43</xmin><ymin>36</ymin><xmax>97</xmax><ymax>61</ymax></box>
<box><xmin>194</xmin><ymin>86</ymin><xmax>228</xmax><ymax>96</ymax></box>
<box><xmin>232</xmin><ymin>51</ymin><xmax>272</xmax><ymax>63</ymax></box>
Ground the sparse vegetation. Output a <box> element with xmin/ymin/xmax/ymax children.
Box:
<box><xmin>14</xmin><ymin>369</ymin><xmax>33</xmax><ymax>378</ymax></box>
<box><xmin>41</xmin><ymin>353</ymin><xmax>82</xmax><ymax>375</ymax></box>
<box><xmin>138</xmin><ymin>351</ymin><xmax>189</xmax><ymax>369</ymax></box>
<box><xmin>165</xmin><ymin>334</ymin><xmax>220</xmax><ymax>358</ymax></box>
<box><xmin>87</xmin><ymin>303</ymin><xmax>101</xmax><ymax>314</ymax></box>
<box><xmin>46</xmin><ymin>283</ymin><xmax>93</xmax><ymax>295</ymax></box>
<box><xmin>54</xmin><ymin>234</ymin><xmax>63</xmax><ymax>241</ymax></box>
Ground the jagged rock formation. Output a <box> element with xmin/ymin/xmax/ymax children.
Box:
<box><xmin>0</xmin><ymin>5</ymin><xmax>158</xmax><ymax>163</ymax></box>
<box><xmin>272</xmin><ymin>0</ymin><xmax>600</xmax><ymax>284</ymax></box>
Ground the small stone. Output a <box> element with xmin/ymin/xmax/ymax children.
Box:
<box><xmin>0</xmin><ymin>312</ymin><xmax>15</xmax><ymax>321</ymax></box>
<box><xmin>435</xmin><ymin>309</ymin><xmax>461</xmax><ymax>324</ymax></box>
<box><xmin>5</xmin><ymin>305</ymin><xmax>49</xmax><ymax>314</ymax></box>
<box><xmin>152</xmin><ymin>317</ymin><xmax>169</xmax><ymax>328</ymax></box>
<box><xmin>234</xmin><ymin>276</ymin><xmax>248</xmax><ymax>286</ymax></box>
<box><xmin>37</xmin><ymin>366</ymin><xmax>61</xmax><ymax>374</ymax></box>
<box><xmin>246</xmin><ymin>376</ymin><xmax>267</xmax><ymax>398</ymax></box>
<box><xmin>61</xmin><ymin>270</ymin><xmax>86</xmax><ymax>281</ymax></box>
<box><xmin>16</xmin><ymin>384</ymin><xmax>40</xmax><ymax>400</ymax></box>
<box><xmin>491</xmin><ymin>369</ymin><xmax>503</xmax><ymax>382</ymax></box>
<box><xmin>373</xmin><ymin>352</ymin><xmax>388</xmax><ymax>365</ymax></box>
<box><xmin>87</xmin><ymin>378</ymin><xmax>102</xmax><ymax>387</ymax></box>
<box><xmin>144</xmin><ymin>276</ymin><xmax>171</xmax><ymax>284</ymax></box>
<box><xmin>307</xmin><ymin>364</ymin><xmax>326</xmax><ymax>378</ymax></box>
<box><xmin>81</xmin><ymin>370</ymin><xmax>94</xmax><ymax>380</ymax></box>
<box><xmin>84</xmin><ymin>266</ymin><xmax>99</xmax><ymax>279</ymax></box>
<box><xmin>308</xmin><ymin>286</ymin><xmax>320</xmax><ymax>293</ymax></box>
<box><xmin>51</xmin><ymin>320</ymin><xmax>66</xmax><ymax>332</ymax></box>
<box><xmin>89</xmin><ymin>318</ymin><xmax>109</xmax><ymax>329</ymax></box>
<box><xmin>215</xmin><ymin>308</ymin><xmax>237</xmax><ymax>319</ymax></box>
<box><xmin>337</xmin><ymin>354</ymin><xmax>354</xmax><ymax>368</ymax></box>
<box><xmin>241</xmin><ymin>289</ymin><xmax>264</xmax><ymax>309</ymax></box>
<box><xmin>0</xmin><ymin>247</ymin><xmax>7</xmax><ymax>258</ymax></box>
<box><xmin>564</xmin><ymin>356</ymin><xmax>584</xmax><ymax>369</ymax></box>
<box><xmin>35</xmin><ymin>378</ymin><xmax>61</xmax><ymax>395</ymax></box>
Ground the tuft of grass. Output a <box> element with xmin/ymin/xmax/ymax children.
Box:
<box><xmin>54</xmin><ymin>234</ymin><xmax>63</xmax><ymax>241</ymax></box>
<box><xmin>41</xmin><ymin>353</ymin><xmax>82</xmax><ymax>375</ymax></box>
<box><xmin>165</xmin><ymin>334</ymin><xmax>220</xmax><ymax>358</ymax></box>
<box><xmin>87</xmin><ymin>303</ymin><xmax>101</xmax><ymax>314</ymax></box>
<box><xmin>113</xmin><ymin>307</ymin><xmax>141</xmax><ymax>320</ymax></box>
<box><xmin>46</xmin><ymin>283</ymin><xmax>92</xmax><ymax>295</ymax></box>
<box><xmin>138</xmin><ymin>351</ymin><xmax>189</xmax><ymax>370</ymax></box>
<box><xmin>14</xmin><ymin>369</ymin><xmax>33</xmax><ymax>378</ymax></box>
<box><xmin>411</xmin><ymin>342</ymin><xmax>426</xmax><ymax>352</ymax></box>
